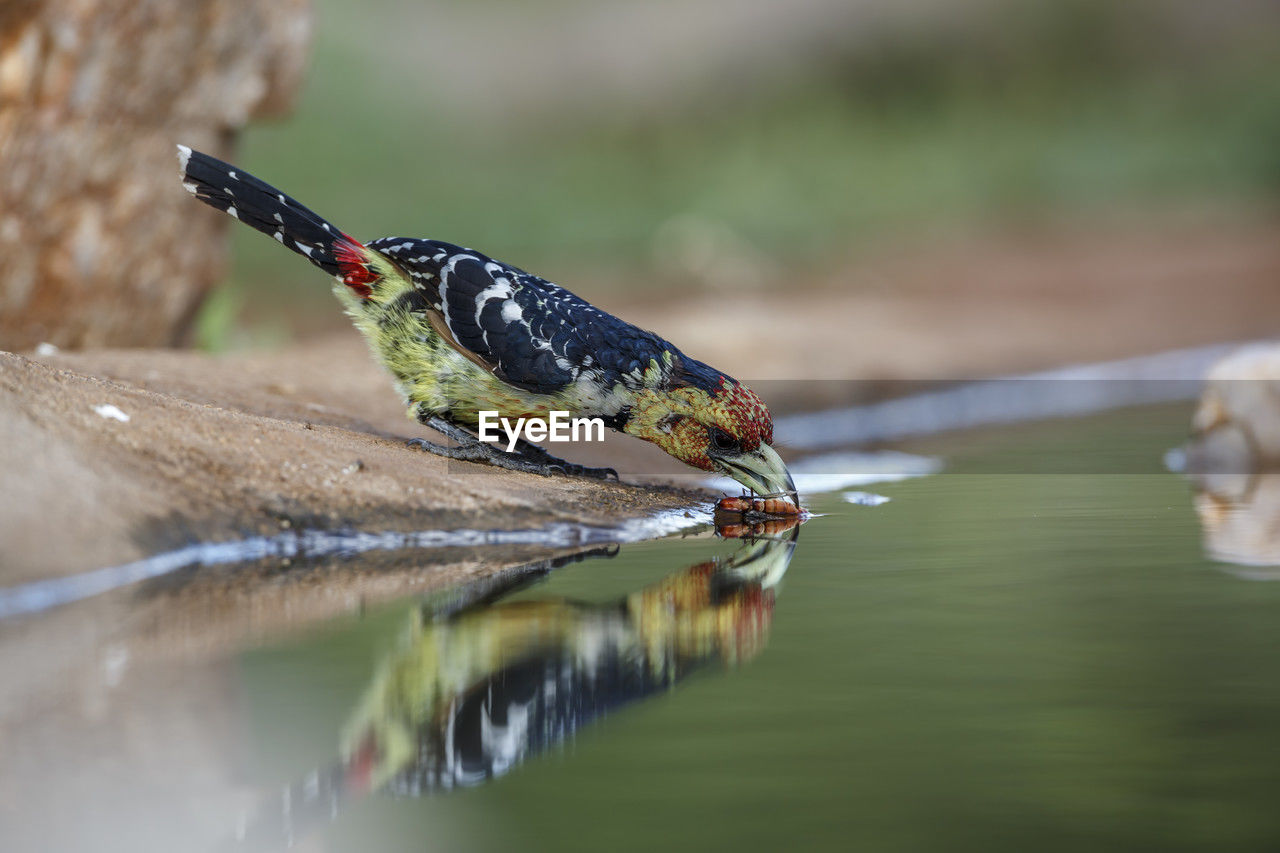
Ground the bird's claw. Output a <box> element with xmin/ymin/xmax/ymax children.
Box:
<box><xmin>407</xmin><ymin>436</ymin><xmax>619</xmax><ymax>481</ymax></box>
<box><xmin>543</xmin><ymin>461</ymin><xmax>619</xmax><ymax>481</ymax></box>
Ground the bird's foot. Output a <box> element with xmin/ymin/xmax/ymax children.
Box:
<box><xmin>409</xmin><ymin>416</ymin><xmax>618</xmax><ymax>481</ymax></box>
<box><xmin>544</xmin><ymin>458</ymin><xmax>619</xmax><ymax>481</ymax></box>
<box><xmin>507</xmin><ymin>438</ymin><xmax>619</xmax><ymax>480</ymax></box>
<box><xmin>405</xmin><ymin>437</ymin><xmax>560</xmax><ymax>477</ymax></box>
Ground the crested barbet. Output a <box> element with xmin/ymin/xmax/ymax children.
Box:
<box><xmin>176</xmin><ymin>146</ymin><xmax>796</xmax><ymax>499</ymax></box>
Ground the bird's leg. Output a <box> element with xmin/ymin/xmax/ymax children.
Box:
<box><xmin>506</xmin><ymin>434</ymin><xmax>618</xmax><ymax>481</ymax></box>
<box><xmin>407</xmin><ymin>416</ymin><xmax>548</xmax><ymax>476</ymax></box>
<box><xmin>446</xmin><ymin>413</ymin><xmax>616</xmax><ymax>479</ymax></box>
<box><xmin>409</xmin><ymin>415</ymin><xmax>617</xmax><ymax>480</ymax></box>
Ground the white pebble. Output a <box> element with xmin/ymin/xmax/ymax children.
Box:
<box><xmin>92</xmin><ymin>404</ymin><xmax>130</xmax><ymax>422</ymax></box>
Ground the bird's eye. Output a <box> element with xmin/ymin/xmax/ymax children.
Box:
<box><xmin>707</xmin><ymin>426</ymin><xmax>739</xmax><ymax>454</ymax></box>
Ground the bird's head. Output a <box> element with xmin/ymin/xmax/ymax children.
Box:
<box><xmin>624</xmin><ymin>375</ymin><xmax>796</xmax><ymax>502</ymax></box>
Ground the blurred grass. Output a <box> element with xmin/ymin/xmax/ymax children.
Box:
<box><xmin>211</xmin><ymin>0</ymin><xmax>1280</xmax><ymax>346</ymax></box>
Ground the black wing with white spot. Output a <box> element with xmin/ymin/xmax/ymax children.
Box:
<box><xmin>370</xmin><ymin>237</ymin><xmax>682</xmax><ymax>394</ymax></box>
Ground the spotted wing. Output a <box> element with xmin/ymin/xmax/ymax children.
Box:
<box><xmin>369</xmin><ymin>237</ymin><xmax>676</xmax><ymax>394</ymax></box>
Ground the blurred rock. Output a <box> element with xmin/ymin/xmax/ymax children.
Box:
<box><xmin>1184</xmin><ymin>345</ymin><xmax>1280</xmax><ymax>572</ymax></box>
<box><xmin>1185</xmin><ymin>344</ymin><xmax>1280</xmax><ymax>473</ymax></box>
<box><xmin>0</xmin><ymin>0</ymin><xmax>312</xmax><ymax>350</ymax></box>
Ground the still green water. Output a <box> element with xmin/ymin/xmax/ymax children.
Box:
<box><xmin>237</xmin><ymin>406</ymin><xmax>1280</xmax><ymax>851</ymax></box>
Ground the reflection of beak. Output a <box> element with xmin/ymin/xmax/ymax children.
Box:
<box><xmin>716</xmin><ymin>443</ymin><xmax>798</xmax><ymax>503</ymax></box>
<box><xmin>725</xmin><ymin>533</ymin><xmax>799</xmax><ymax>589</ymax></box>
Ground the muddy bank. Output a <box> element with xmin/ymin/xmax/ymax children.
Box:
<box><xmin>0</xmin><ymin>346</ymin><xmax>708</xmax><ymax>587</ymax></box>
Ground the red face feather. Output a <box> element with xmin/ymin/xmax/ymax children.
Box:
<box><xmin>624</xmin><ymin>380</ymin><xmax>774</xmax><ymax>471</ymax></box>
<box><xmin>713</xmin><ymin>380</ymin><xmax>772</xmax><ymax>451</ymax></box>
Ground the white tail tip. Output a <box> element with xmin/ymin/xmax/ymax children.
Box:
<box><xmin>175</xmin><ymin>143</ymin><xmax>192</xmax><ymax>173</ymax></box>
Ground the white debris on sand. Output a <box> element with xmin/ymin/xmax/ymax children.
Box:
<box><xmin>92</xmin><ymin>404</ymin><xmax>130</xmax><ymax>423</ymax></box>
<box><xmin>35</xmin><ymin>342</ymin><xmax>59</xmax><ymax>356</ymax></box>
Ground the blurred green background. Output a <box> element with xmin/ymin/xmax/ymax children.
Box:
<box><xmin>205</xmin><ymin>0</ymin><xmax>1280</xmax><ymax>348</ymax></box>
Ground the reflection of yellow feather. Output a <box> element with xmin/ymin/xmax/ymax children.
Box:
<box><xmin>629</xmin><ymin>562</ymin><xmax>773</xmax><ymax>673</ymax></box>
<box><xmin>341</xmin><ymin>536</ymin><xmax>792</xmax><ymax>793</ymax></box>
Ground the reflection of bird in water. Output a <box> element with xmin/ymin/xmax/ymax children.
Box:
<box><xmin>234</xmin><ymin>528</ymin><xmax>798</xmax><ymax>848</ymax></box>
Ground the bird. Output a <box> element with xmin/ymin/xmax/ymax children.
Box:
<box><xmin>176</xmin><ymin>145</ymin><xmax>796</xmax><ymax>500</ymax></box>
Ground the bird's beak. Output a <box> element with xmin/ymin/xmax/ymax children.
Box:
<box><xmin>717</xmin><ymin>443</ymin><xmax>798</xmax><ymax>504</ymax></box>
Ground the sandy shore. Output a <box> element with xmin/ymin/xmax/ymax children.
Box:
<box><xmin>0</xmin><ymin>344</ymin><xmax>709</xmax><ymax>588</ymax></box>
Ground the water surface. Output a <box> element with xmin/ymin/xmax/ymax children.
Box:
<box><xmin>8</xmin><ymin>402</ymin><xmax>1280</xmax><ymax>851</ymax></box>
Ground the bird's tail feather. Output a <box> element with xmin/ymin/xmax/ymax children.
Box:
<box><xmin>177</xmin><ymin>144</ymin><xmax>366</xmax><ymax>284</ymax></box>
